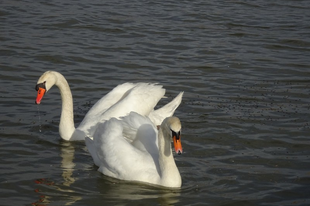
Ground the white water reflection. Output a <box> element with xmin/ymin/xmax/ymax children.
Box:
<box><xmin>95</xmin><ymin>175</ymin><xmax>181</xmax><ymax>205</ymax></box>
<box><xmin>32</xmin><ymin>141</ymin><xmax>82</xmax><ymax>206</ymax></box>
<box><xmin>60</xmin><ymin>142</ymin><xmax>76</xmax><ymax>187</ymax></box>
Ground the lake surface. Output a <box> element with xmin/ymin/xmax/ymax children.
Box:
<box><xmin>1</xmin><ymin>0</ymin><xmax>310</xmax><ymax>205</ymax></box>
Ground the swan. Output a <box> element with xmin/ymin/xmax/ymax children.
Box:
<box><xmin>85</xmin><ymin>112</ymin><xmax>183</xmax><ymax>188</ymax></box>
<box><xmin>35</xmin><ymin>71</ymin><xmax>183</xmax><ymax>141</ymax></box>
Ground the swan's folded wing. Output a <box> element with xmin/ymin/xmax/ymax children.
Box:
<box><xmin>92</xmin><ymin>116</ymin><xmax>159</xmax><ymax>181</ymax></box>
<box><xmin>121</xmin><ymin>112</ymin><xmax>159</xmax><ymax>156</ymax></box>
<box><xmin>121</xmin><ymin>112</ymin><xmax>154</xmax><ymax>141</ymax></box>
<box><xmin>97</xmin><ymin>83</ymin><xmax>165</xmax><ymax>123</ymax></box>
<box><xmin>78</xmin><ymin>83</ymin><xmax>165</xmax><ymax>138</ymax></box>
<box><xmin>78</xmin><ymin>83</ymin><xmax>137</xmax><ymax>133</ymax></box>
<box><xmin>85</xmin><ymin>136</ymin><xmax>101</xmax><ymax>167</ymax></box>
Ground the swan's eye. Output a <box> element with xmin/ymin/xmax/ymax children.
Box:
<box><xmin>171</xmin><ymin>130</ymin><xmax>181</xmax><ymax>140</ymax></box>
<box><xmin>35</xmin><ymin>81</ymin><xmax>46</xmax><ymax>91</ymax></box>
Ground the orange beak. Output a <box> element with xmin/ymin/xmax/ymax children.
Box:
<box><xmin>173</xmin><ymin>134</ymin><xmax>183</xmax><ymax>155</ymax></box>
<box><xmin>35</xmin><ymin>87</ymin><xmax>46</xmax><ymax>105</ymax></box>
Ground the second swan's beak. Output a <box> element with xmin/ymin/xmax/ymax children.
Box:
<box><xmin>173</xmin><ymin>132</ymin><xmax>183</xmax><ymax>155</ymax></box>
<box><xmin>35</xmin><ymin>87</ymin><xmax>46</xmax><ymax>105</ymax></box>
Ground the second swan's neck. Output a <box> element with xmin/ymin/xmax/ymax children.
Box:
<box><xmin>158</xmin><ymin>128</ymin><xmax>182</xmax><ymax>188</ymax></box>
<box><xmin>54</xmin><ymin>73</ymin><xmax>75</xmax><ymax>141</ymax></box>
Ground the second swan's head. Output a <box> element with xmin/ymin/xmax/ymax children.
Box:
<box><xmin>163</xmin><ymin>116</ymin><xmax>183</xmax><ymax>155</ymax></box>
<box><xmin>35</xmin><ymin>71</ymin><xmax>59</xmax><ymax>104</ymax></box>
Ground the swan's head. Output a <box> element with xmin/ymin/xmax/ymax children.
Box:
<box><xmin>163</xmin><ymin>116</ymin><xmax>183</xmax><ymax>155</ymax></box>
<box><xmin>35</xmin><ymin>71</ymin><xmax>57</xmax><ymax>104</ymax></box>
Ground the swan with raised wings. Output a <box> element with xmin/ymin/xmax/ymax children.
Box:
<box><xmin>35</xmin><ymin>71</ymin><xmax>183</xmax><ymax>141</ymax></box>
<box><xmin>86</xmin><ymin>112</ymin><xmax>183</xmax><ymax>188</ymax></box>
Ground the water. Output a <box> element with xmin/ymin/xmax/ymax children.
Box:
<box><xmin>1</xmin><ymin>0</ymin><xmax>310</xmax><ymax>205</ymax></box>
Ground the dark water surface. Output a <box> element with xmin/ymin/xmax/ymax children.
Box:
<box><xmin>1</xmin><ymin>0</ymin><xmax>310</xmax><ymax>205</ymax></box>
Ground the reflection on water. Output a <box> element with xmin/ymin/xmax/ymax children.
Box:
<box><xmin>60</xmin><ymin>141</ymin><xmax>76</xmax><ymax>187</ymax></box>
<box><xmin>32</xmin><ymin>141</ymin><xmax>82</xmax><ymax>206</ymax></box>
<box><xmin>97</xmin><ymin>177</ymin><xmax>181</xmax><ymax>205</ymax></box>
<box><xmin>32</xmin><ymin>140</ymin><xmax>181</xmax><ymax>206</ymax></box>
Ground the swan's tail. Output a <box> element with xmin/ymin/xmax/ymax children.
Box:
<box><xmin>148</xmin><ymin>92</ymin><xmax>184</xmax><ymax>126</ymax></box>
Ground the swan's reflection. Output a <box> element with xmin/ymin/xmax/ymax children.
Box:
<box><xmin>33</xmin><ymin>140</ymin><xmax>181</xmax><ymax>205</ymax></box>
<box><xmin>32</xmin><ymin>140</ymin><xmax>82</xmax><ymax>206</ymax></box>
<box><xmin>58</xmin><ymin>140</ymin><xmax>82</xmax><ymax>205</ymax></box>
<box><xmin>58</xmin><ymin>140</ymin><xmax>181</xmax><ymax>205</ymax></box>
<box><xmin>60</xmin><ymin>139</ymin><xmax>181</xmax><ymax>205</ymax></box>
<box><xmin>60</xmin><ymin>140</ymin><xmax>76</xmax><ymax>187</ymax></box>
<box><xmin>96</xmin><ymin>175</ymin><xmax>181</xmax><ymax>205</ymax></box>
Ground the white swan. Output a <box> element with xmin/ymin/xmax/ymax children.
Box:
<box><xmin>86</xmin><ymin>112</ymin><xmax>183</xmax><ymax>188</ymax></box>
<box><xmin>35</xmin><ymin>71</ymin><xmax>183</xmax><ymax>141</ymax></box>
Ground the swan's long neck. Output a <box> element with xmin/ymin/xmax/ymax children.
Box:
<box><xmin>54</xmin><ymin>73</ymin><xmax>75</xmax><ymax>141</ymax></box>
<box><xmin>158</xmin><ymin>128</ymin><xmax>182</xmax><ymax>188</ymax></box>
